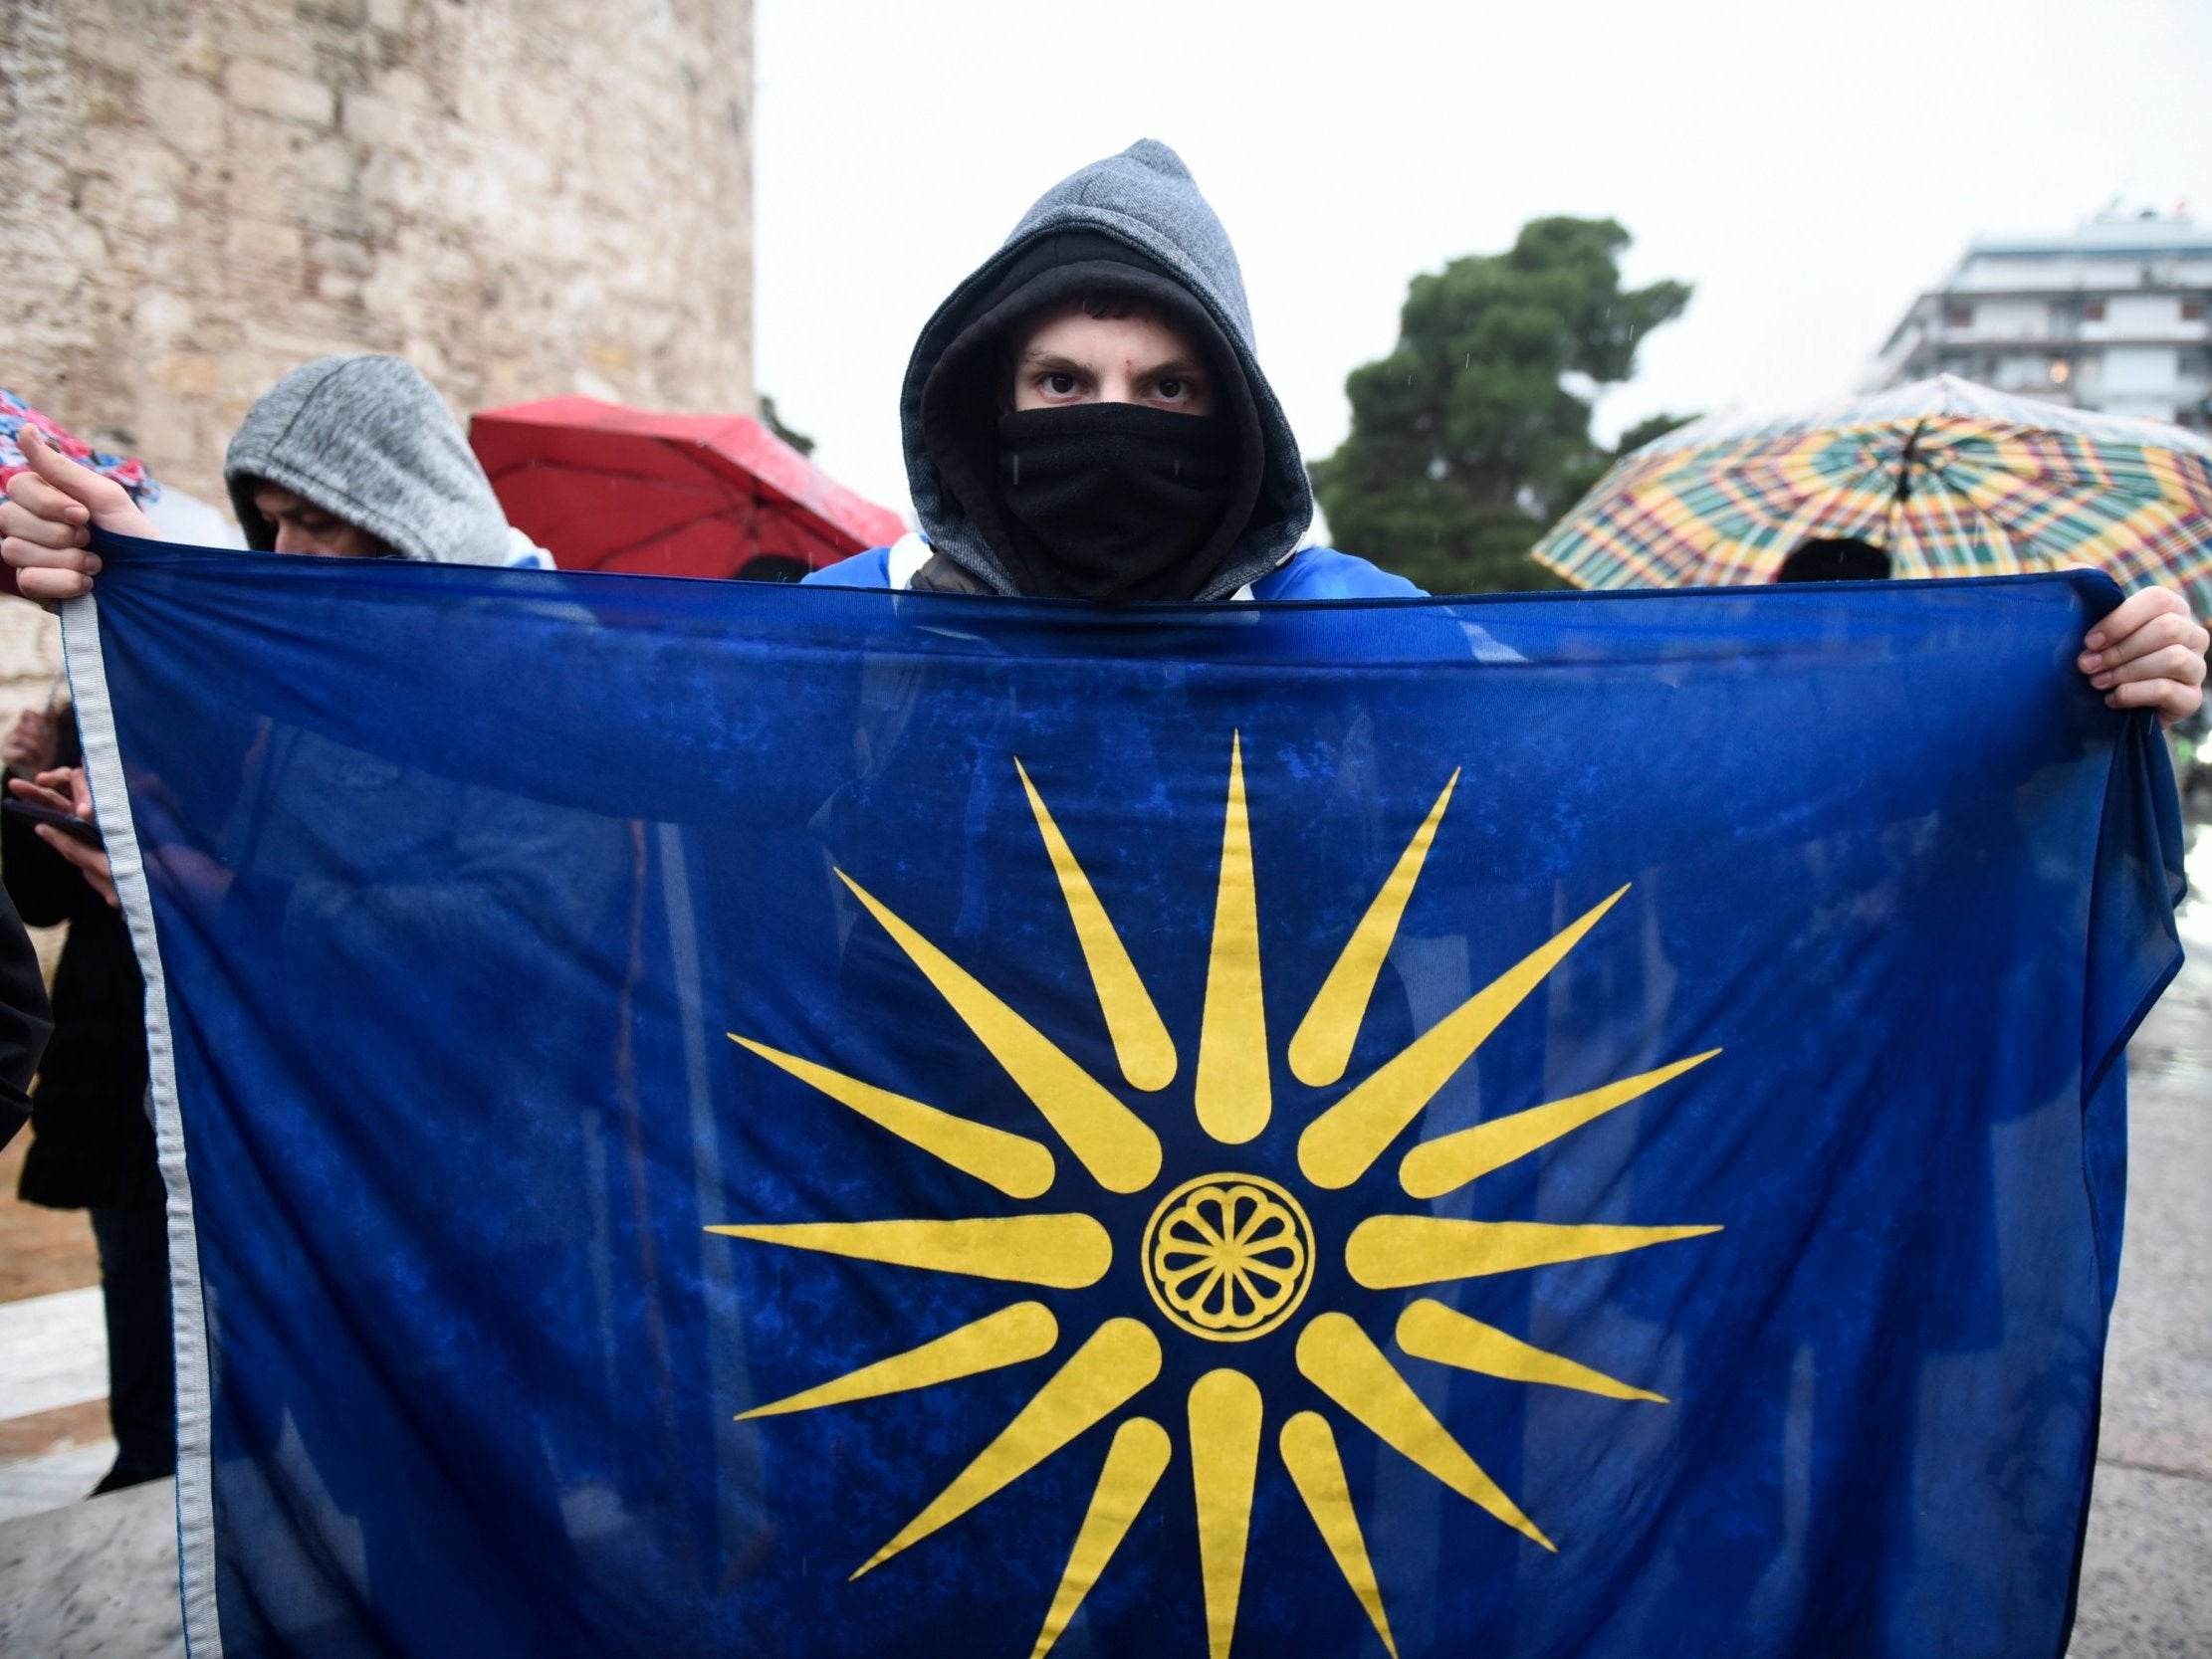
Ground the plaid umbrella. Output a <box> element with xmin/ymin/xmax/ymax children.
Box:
<box><xmin>1532</xmin><ymin>375</ymin><xmax>2212</xmax><ymax>618</ymax></box>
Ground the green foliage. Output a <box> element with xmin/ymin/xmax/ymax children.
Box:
<box><xmin>759</xmin><ymin>394</ymin><xmax>815</xmax><ymax>456</ymax></box>
<box><xmin>1311</xmin><ymin>218</ymin><xmax>1690</xmax><ymax>594</ymax></box>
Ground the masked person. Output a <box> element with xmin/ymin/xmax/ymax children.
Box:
<box><xmin>802</xmin><ymin>139</ymin><xmax>2206</xmax><ymax>724</ymax></box>
<box><xmin>807</xmin><ymin>140</ymin><xmax>1416</xmax><ymax>605</ymax></box>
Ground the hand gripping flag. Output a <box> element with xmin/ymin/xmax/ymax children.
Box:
<box><xmin>67</xmin><ymin>535</ymin><xmax>2182</xmax><ymax>1659</ymax></box>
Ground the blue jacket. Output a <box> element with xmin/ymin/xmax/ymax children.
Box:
<box><xmin>804</xmin><ymin>540</ymin><xmax>1424</xmax><ymax>600</ymax></box>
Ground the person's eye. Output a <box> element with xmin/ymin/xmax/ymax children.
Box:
<box><xmin>1042</xmin><ymin>372</ymin><xmax>1081</xmax><ymax>397</ymax></box>
<box><xmin>1154</xmin><ymin>378</ymin><xmax>1188</xmax><ymax>401</ymax></box>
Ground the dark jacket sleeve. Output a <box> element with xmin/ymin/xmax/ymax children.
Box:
<box><xmin>0</xmin><ymin>879</ymin><xmax>54</xmax><ymax>1150</ymax></box>
<box><xmin>2</xmin><ymin>796</ymin><xmax>93</xmax><ymax>928</ymax></box>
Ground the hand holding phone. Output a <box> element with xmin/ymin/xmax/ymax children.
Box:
<box><xmin>2</xmin><ymin>791</ymin><xmax>103</xmax><ymax>846</ymax></box>
<box><xmin>4</xmin><ymin>769</ymin><xmax>115</xmax><ymax>909</ymax></box>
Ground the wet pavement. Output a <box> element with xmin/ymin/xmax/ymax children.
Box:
<box><xmin>2066</xmin><ymin>822</ymin><xmax>2212</xmax><ymax>1658</ymax></box>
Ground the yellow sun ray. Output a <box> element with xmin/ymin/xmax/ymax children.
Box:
<box><xmin>1344</xmin><ymin>1215</ymin><xmax>1721</xmax><ymax>1291</ymax></box>
<box><xmin>1395</xmin><ymin>1299</ymin><xmax>1664</xmax><ymax>1403</ymax></box>
<box><xmin>1188</xmin><ymin>1368</ymin><xmax>1263</xmax><ymax>1659</ymax></box>
<box><xmin>1295</xmin><ymin>1313</ymin><xmax>1553</xmax><ymax>1552</ymax></box>
<box><xmin>707</xmin><ymin>1215</ymin><xmax>1112</xmax><ymax>1289</ymax></box>
<box><xmin>1298</xmin><ymin>885</ymin><xmax>1630</xmax><ymax>1189</ymax></box>
<box><xmin>1028</xmin><ymin>1417</ymin><xmax>1172</xmax><ymax>1659</ymax></box>
<box><xmin>1396</xmin><ymin>1049</ymin><xmax>1720</xmax><ymax>1201</ymax></box>
<box><xmin>1288</xmin><ymin>769</ymin><xmax>1459</xmax><ymax>1089</ymax></box>
<box><xmin>738</xmin><ymin>1303</ymin><xmax>1060</xmax><ymax>1421</ymax></box>
<box><xmin>1015</xmin><ymin>758</ymin><xmax>1178</xmax><ymax>1094</ymax></box>
<box><xmin>836</xmin><ymin>871</ymin><xmax>1163</xmax><ymax>1193</ymax></box>
<box><xmin>729</xmin><ymin>1035</ymin><xmax>1058</xmax><ymax>1200</ymax></box>
<box><xmin>853</xmin><ymin>1318</ymin><xmax>1163</xmax><ymax>1579</ymax></box>
<box><xmin>1279</xmin><ymin>1411</ymin><xmax>1400</xmax><ymax>1659</ymax></box>
<box><xmin>1196</xmin><ymin>734</ymin><xmax>1270</xmax><ymax>1145</ymax></box>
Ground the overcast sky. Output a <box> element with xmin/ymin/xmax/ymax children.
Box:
<box><xmin>755</xmin><ymin>0</ymin><xmax>2212</xmax><ymax>518</ymax></box>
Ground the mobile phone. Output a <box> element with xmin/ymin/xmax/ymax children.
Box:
<box><xmin>2</xmin><ymin>796</ymin><xmax>104</xmax><ymax>848</ymax></box>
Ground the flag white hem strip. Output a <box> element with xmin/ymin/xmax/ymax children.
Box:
<box><xmin>62</xmin><ymin>590</ymin><xmax>225</xmax><ymax>1659</ymax></box>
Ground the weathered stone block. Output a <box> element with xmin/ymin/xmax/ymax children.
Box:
<box><xmin>308</xmin><ymin>233</ymin><xmax>376</xmax><ymax>276</ymax></box>
<box><xmin>339</xmin><ymin>90</ymin><xmax>402</xmax><ymax>146</ymax></box>
<box><xmin>228</xmin><ymin>215</ymin><xmax>305</xmax><ymax>269</ymax></box>
<box><xmin>143</xmin><ymin>73</ymin><xmax>227</xmax><ymax>153</ymax></box>
<box><xmin>150</xmin><ymin>353</ymin><xmax>227</xmax><ymax>397</ymax></box>
<box><xmin>374</xmin><ymin>66</ymin><xmax>432</xmax><ymax>109</ymax></box>
<box><xmin>294</xmin><ymin>134</ymin><xmax>359</xmax><ymax>198</ymax></box>
<box><xmin>223</xmin><ymin>59</ymin><xmax>336</xmax><ymax>127</ymax></box>
<box><xmin>132</xmin><ymin>292</ymin><xmax>197</xmax><ymax>345</ymax></box>
<box><xmin>1</xmin><ymin>0</ymin><xmax>753</xmax><ymax>514</ymax></box>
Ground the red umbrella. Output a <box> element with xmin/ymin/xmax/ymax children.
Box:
<box><xmin>469</xmin><ymin>397</ymin><xmax>907</xmax><ymax>581</ymax></box>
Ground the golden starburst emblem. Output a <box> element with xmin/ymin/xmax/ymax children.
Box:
<box><xmin>1143</xmin><ymin>1172</ymin><xmax>1315</xmax><ymax>1342</ymax></box>
<box><xmin>713</xmin><ymin>736</ymin><xmax>1722</xmax><ymax>1658</ymax></box>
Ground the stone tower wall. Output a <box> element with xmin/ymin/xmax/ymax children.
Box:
<box><xmin>0</xmin><ymin>0</ymin><xmax>754</xmax><ymax>508</ymax></box>
<box><xmin>0</xmin><ymin>0</ymin><xmax>751</xmax><ymax>712</ymax></box>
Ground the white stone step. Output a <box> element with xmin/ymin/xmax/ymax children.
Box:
<box><xmin>0</xmin><ymin>1288</ymin><xmax>109</xmax><ymax>1419</ymax></box>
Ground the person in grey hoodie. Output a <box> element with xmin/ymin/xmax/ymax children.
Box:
<box><xmin>0</xmin><ymin>352</ymin><xmax>560</xmax><ymax>913</ymax></box>
<box><xmin>223</xmin><ymin>354</ymin><xmax>550</xmax><ymax>569</ymax></box>
<box><xmin>0</xmin><ymin>352</ymin><xmax>579</xmax><ymax>1497</ymax></box>
<box><xmin>2</xmin><ymin>352</ymin><xmax>551</xmax><ymax>580</ymax></box>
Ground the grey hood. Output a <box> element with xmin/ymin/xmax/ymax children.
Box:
<box><xmin>901</xmin><ymin>139</ymin><xmax>1314</xmax><ymax>600</ymax></box>
<box><xmin>224</xmin><ymin>355</ymin><xmax>513</xmax><ymax>566</ymax></box>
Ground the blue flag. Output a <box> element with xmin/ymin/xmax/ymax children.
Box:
<box><xmin>71</xmin><ymin>536</ymin><xmax>2182</xmax><ymax>1659</ymax></box>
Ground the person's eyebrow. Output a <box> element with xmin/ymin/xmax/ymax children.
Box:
<box><xmin>1141</xmin><ymin>357</ymin><xmax>1207</xmax><ymax>380</ymax></box>
<box><xmin>1016</xmin><ymin>349</ymin><xmax>1088</xmax><ymax>373</ymax></box>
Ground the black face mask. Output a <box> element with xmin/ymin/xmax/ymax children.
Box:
<box><xmin>996</xmin><ymin>404</ymin><xmax>1238</xmax><ymax>601</ymax></box>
